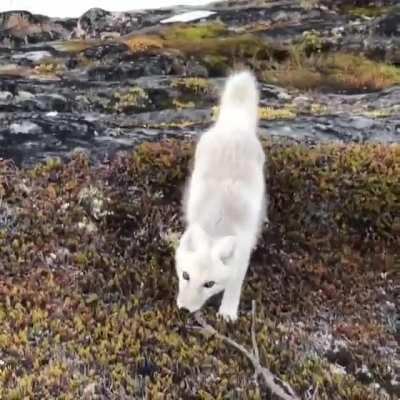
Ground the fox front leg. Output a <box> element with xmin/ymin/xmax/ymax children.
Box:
<box><xmin>217</xmin><ymin>278</ymin><xmax>245</xmax><ymax>321</ymax></box>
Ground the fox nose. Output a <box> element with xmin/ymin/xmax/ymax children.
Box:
<box><xmin>178</xmin><ymin>304</ymin><xmax>191</xmax><ymax>314</ymax></box>
<box><xmin>177</xmin><ymin>299</ymin><xmax>193</xmax><ymax>313</ymax></box>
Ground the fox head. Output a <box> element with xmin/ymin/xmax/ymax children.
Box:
<box><xmin>175</xmin><ymin>224</ymin><xmax>237</xmax><ymax>313</ymax></box>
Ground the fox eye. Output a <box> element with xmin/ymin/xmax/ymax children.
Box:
<box><xmin>182</xmin><ymin>271</ymin><xmax>190</xmax><ymax>281</ymax></box>
<box><xmin>203</xmin><ymin>281</ymin><xmax>215</xmax><ymax>289</ymax></box>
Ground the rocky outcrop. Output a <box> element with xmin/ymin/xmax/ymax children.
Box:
<box><xmin>0</xmin><ymin>10</ymin><xmax>72</xmax><ymax>47</ymax></box>
<box><xmin>0</xmin><ymin>0</ymin><xmax>400</xmax><ymax>166</ymax></box>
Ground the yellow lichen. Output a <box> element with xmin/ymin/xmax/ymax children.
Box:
<box><xmin>172</xmin><ymin>77</ymin><xmax>210</xmax><ymax>95</ymax></box>
<box><xmin>113</xmin><ymin>86</ymin><xmax>150</xmax><ymax>112</ymax></box>
<box><xmin>33</xmin><ymin>62</ymin><xmax>63</xmax><ymax>76</ymax></box>
<box><xmin>310</xmin><ymin>103</ymin><xmax>328</xmax><ymax>115</ymax></box>
<box><xmin>212</xmin><ymin>105</ymin><xmax>297</xmax><ymax>120</ymax></box>
<box><xmin>363</xmin><ymin>106</ymin><xmax>400</xmax><ymax>118</ymax></box>
<box><xmin>259</xmin><ymin>106</ymin><xmax>297</xmax><ymax>120</ymax></box>
<box><xmin>172</xmin><ymin>99</ymin><xmax>195</xmax><ymax>110</ymax></box>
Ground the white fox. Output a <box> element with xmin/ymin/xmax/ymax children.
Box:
<box><xmin>175</xmin><ymin>70</ymin><xmax>266</xmax><ymax>321</ymax></box>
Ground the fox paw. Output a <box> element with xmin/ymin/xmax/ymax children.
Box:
<box><xmin>217</xmin><ymin>308</ymin><xmax>238</xmax><ymax>322</ymax></box>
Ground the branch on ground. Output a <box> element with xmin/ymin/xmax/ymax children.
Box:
<box><xmin>193</xmin><ymin>302</ymin><xmax>299</xmax><ymax>400</ymax></box>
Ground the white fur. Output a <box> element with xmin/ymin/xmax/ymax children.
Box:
<box><xmin>175</xmin><ymin>70</ymin><xmax>266</xmax><ymax>321</ymax></box>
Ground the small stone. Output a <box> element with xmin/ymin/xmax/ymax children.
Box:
<box><xmin>83</xmin><ymin>382</ymin><xmax>96</xmax><ymax>398</ymax></box>
<box><xmin>325</xmin><ymin>345</ymin><xmax>354</xmax><ymax>369</ymax></box>
<box><xmin>0</xmin><ymin>91</ymin><xmax>13</xmax><ymax>101</ymax></box>
<box><xmin>356</xmin><ymin>365</ymin><xmax>373</xmax><ymax>384</ymax></box>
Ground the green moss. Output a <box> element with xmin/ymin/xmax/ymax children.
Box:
<box><xmin>51</xmin><ymin>40</ymin><xmax>95</xmax><ymax>53</ymax></box>
<box><xmin>164</xmin><ymin>23</ymin><xmax>228</xmax><ymax>42</ymax></box>
<box><xmin>122</xmin><ymin>23</ymin><xmax>287</xmax><ymax>77</ymax></box>
<box><xmin>190</xmin><ymin>34</ymin><xmax>271</xmax><ymax>59</ymax></box>
<box><xmin>300</xmin><ymin>29</ymin><xmax>325</xmax><ymax>56</ymax></box>
<box><xmin>162</xmin><ymin>23</ymin><xmax>278</xmax><ymax>62</ymax></box>
<box><xmin>339</xmin><ymin>4</ymin><xmax>393</xmax><ymax>18</ymax></box>
<box><xmin>203</xmin><ymin>54</ymin><xmax>230</xmax><ymax>74</ymax></box>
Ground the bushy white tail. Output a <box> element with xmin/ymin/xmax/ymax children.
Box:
<box><xmin>215</xmin><ymin>70</ymin><xmax>259</xmax><ymax>134</ymax></box>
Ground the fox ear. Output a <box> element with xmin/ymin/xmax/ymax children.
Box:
<box><xmin>180</xmin><ymin>224</ymin><xmax>209</xmax><ymax>252</ymax></box>
<box><xmin>213</xmin><ymin>236</ymin><xmax>236</xmax><ymax>264</ymax></box>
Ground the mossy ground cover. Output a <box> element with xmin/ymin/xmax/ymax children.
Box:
<box><xmin>338</xmin><ymin>4</ymin><xmax>394</xmax><ymax>19</ymax></box>
<box><xmin>0</xmin><ymin>140</ymin><xmax>398</xmax><ymax>399</ymax></box>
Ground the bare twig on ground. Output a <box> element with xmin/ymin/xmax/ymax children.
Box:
<box><xmin>251</xmin><ymin>300</ymin><xmax>261</xmax><ymax>385</ymax></box>
<box><xmin>251</xmin><ymin>300</ymin><xmax>260</xmax><ymax>362</ymax></box>
<box><xmin>193</xmin><ymin>310</ymin><xmax>300</xmax><ymax>400</ymax></box>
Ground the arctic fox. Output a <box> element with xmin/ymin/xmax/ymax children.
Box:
<box><xmin>175</xmin><ymin>70</ymin><xmax>266</xmax><ymax>321</ymax></box>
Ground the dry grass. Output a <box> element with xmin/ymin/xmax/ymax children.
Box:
<box><xmin>122</xmin><ymin>35</ymin><xmax>164</xmax><ymax>53</ymax></box>
<box><xmin>263</xmin><ymin>52</ymin><xmax>400</xmax><ymax>92</ymax></box>
<box><xmin>4</xmin><ymin>13</ymin><xmax>32</xmax><ymax>30</ymax></box>
<box><xmin>51</xmin><ymin>40</ymin><xmax>94</xmax><ymax>53</ymax></box>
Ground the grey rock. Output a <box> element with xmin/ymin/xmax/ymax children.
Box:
<box><xmin>15</xmin><ymin>91</ymin><xmax>35</xmax><ymax>103</ymax></box>
<box><xmin>0</xmin><ymin>201</ymin><xmax>17</xmax><ymax>230</ymax></box>
<box><xmin>184</xmin><ymin>59</ymin><xmax>209</xmax><ymax>78</ymax></box>
<box><xmin>73</xmin><ymin>7</ymin><xmax>142</xmax><ymax>39</ymax></box>
<box><xmin>261</xmin><ymin>84</ymin><xmax>292</xmax><ymax>101</ymax></box>
<box><xmin>373</xmin><ymin>6</ymin><xmax>400</xmax><ymax>37</ymax></box>
<box><xmin>35</xmin><ymin>94</ymin><xmax>69</xmax><ymax>112</ymax></box>
<box><xmin>9</xmin><ymin>121</ymin><xmax>42</xmax><ymax>134</ymax></box>
<box><xmin>11</xmin><ymin>51</ymin><xmax>53</xmax><ymax>63</ymax></box>
<box><xmin>349</xmin><ymin>116</ymin><xmax>376</xmax><ymax>130</ymax></box>
<box><xmin>0</xmin><ymin>10</ymin><xmax>70</xmax><ymax>46</ymax></box>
